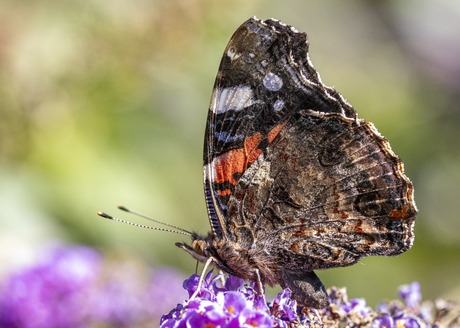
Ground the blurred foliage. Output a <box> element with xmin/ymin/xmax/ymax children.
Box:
<box><xmin>0</xmin><ymin>0</ymin><xmax>459</xmax><ymax>307</ymax></box>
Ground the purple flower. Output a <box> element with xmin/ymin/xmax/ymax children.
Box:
<box><xmin>224</xmin><ymin>275</ymin><xmax>245</xmax><ymax>292</ymax></box>
<box><xmin>0</xmin><ymin>245</ymin><xmax>187</xmax><ymax>327</ymax></box>
<box><xmin>0</xmin><ymin>245</ymin><xmax>101</xmax><ymax>328</ymax></box>
<box><xmin>373</xmin><ymin>313</ymin><xmax>395</xmax><ymax>328</ymax></box>
<box><xmin>162</xmin><ymin>274</ymin><xmax>460</xmax><ymax>327</ymax></box>
<box><xmin>342</xmin><ymin>298</ymin><xmax>371</xmax><ymax>317</ymax></box>
<box><xmin>371</xmin><ymin>282</ymin><xmax>434</xmax><ymax>328</ymax></box>
<box><xmin>161</xmin><ymin>272</ymin><xmax>273</xmax><ymax>328</ymax></box>
<box><xmin>0</xmin><ymin>247</ymin><xmax>457</xmax><ymax>327</ymax></box>
<box><xmin>270</xmin><ymin>289</ymin><xmax>297</xmax><ymax>324</ymax></box>
<box><xmin>399</xmin><ymin>282</ymin><xmax>421</xmax><ymax>309</ymax></box>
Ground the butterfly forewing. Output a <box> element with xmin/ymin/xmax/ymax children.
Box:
<box><xmin>203</xmin><ymin>18</ymin><xmax>364</xmax><ymax>239</ymax></box>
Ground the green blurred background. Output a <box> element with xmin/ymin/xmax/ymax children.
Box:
<box><xmin>1</xmin><ymin>0</ymin><xmax>459</xmax><ymax>307</ymax></box>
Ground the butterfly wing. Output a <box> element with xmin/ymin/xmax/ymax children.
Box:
<box><xmin>203</xmin><ymin>17</ymin><xmax>358</xmax><ymax>240</ymax></box>
<box><xmin>226</xmin><ymin>110</ymin><xmax>416</xmax><ymax>269</ymax></box>
<box><xmin>202</xmin><ymin>16</ymin><xmax>416</xmax><ymax>309</ymax></box>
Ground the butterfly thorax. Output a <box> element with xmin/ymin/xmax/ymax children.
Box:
<box><xmin>176</xmin><ymin>232</ymin><xmax>279</xmax><ymax>285</ymax></box>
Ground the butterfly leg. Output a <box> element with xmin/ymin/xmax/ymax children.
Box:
<box><xmin>218</xmin><ymin>270</ymin><xmax>226</xmax><ymax>286</ymax></box>
<box><xmin>189</xmin><ymin>257</ymin><xmax>213</xmax><ymax>301</ymax></box>
<box><xmin>255</xmin><ymin>269</ymin><xmax>267</xmax><ymax>305</ymax></box>
<box><xmin>307</xmin><ymin>308</ymin><xmax>323</xmax><ymax>325</ymax></box>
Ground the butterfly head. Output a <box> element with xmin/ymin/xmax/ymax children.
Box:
<box><xmin>175</xmin><ymin>233</ymin><xmax>213</xmax><ymax>264</ymax></box>
<box><xmin>176</xmin><ymin>231</ymin><xmax>262</xmax><ymax>282</ymax></box>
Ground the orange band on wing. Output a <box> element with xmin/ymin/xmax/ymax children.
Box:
<box><xmin>212</xmin><ymin>122</ymin><xmax>286</xmax><ymax>186</ymax></box>
<box><xmin>268</xmin><ymin>121</ymin><xmax>286</xmax><ymax>142</ymax></box>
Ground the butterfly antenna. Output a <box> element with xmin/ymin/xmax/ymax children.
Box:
<box><xmin>117</xmin><ymin>205</ymin><xmax>194</xmax><ymax>235</ymax></box>
<box><xmin>97</xmin><ymin>211</ymin><xmax>192</xmax><ymax>237</ymax></box>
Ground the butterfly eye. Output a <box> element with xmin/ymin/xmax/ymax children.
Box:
<box><xmin>192</xmin><ymin>240</ymin><xmax>207</xmax><ymax>256</ymax></box>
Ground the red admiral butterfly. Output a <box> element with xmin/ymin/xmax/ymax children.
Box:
<box><xmin>175</xmin><ymin>17</ymin><xmax>417</xmax><ymax>309</ymax></box>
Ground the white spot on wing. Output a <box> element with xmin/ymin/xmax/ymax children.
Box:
<box><xmin>211</xmin><ymin>85</ymin><xmax>260</xmax><ymax>114</ymax></box>
<box><xmin>227</xmin><ymin>47</ymin><xmax>241</xmax><ymax>61</ymax></box>
<box><xmin>206</xmin><ymin>161</ymin><xmax>217</xmax><ymax>187</ymax></box>
<box><xmin>263</xmin><ymin>72</ymin><xmax>283</xmax><ymax>92</ymax></box>
<box><xmin>273</xmin><ymin>99</ymin><xmax>284</xmax><ymax>112</ymax></box>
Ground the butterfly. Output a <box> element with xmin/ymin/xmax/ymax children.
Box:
<box><xmin>174</xmin><ymin>17</ymin><xmax>417</xmax><ymax>309</ymax></box>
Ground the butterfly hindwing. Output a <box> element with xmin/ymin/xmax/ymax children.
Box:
<box><xmin>224</xmin><ymin>110</ymin><xmax>416</xmax><ymax>270</ymax></box>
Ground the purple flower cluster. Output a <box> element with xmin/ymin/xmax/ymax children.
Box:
<box><xmin>161</xmin><ymin>271</ymin><xmax>335</xmax><ymax>327</ymax></box>
<box><xmin>0</xmin><ymin>246</ymin><xmax>101</xmax><ymax>328</ymax></box>
<box><xmin>161</xmin><ymin>271</ymin><xmax>274</xmax><ymax>327</ymax></box>
<box><xmin>163</xmin><ymin>274</ymin><xmax>460</xmax><ymax>328</ymax></box>
<box><xmin>371</xmin><ymin>282</ymin><xmax>427</xmax><ymax>327</ymax></box>
<box><xmin>0</xmin><ymin>245</ymin><xmax>186</xmax><ymax>327</ymax></box>
<box><xmin>1</xmin><ymin>246</ymin><xmax>458</xmax><ymax>327</ymax></box>
<box><xmin>320</xmin><ymin>283</ymin><xmax>433</xmax><ymax>327</ymax></box>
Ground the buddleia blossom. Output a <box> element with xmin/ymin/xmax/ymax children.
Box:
<box><xmin>161</xmin><ymin>271</ymin><xmax>274</xmax><ymax>327</ymax></box>
<box><xmin>162</xmin><ymin>274</ymin><xmax>460</xmax><ymax>328</ymax></box>
<box><xmin>0</xmin><ymin>246</ymin><xmax>101</xmax><ymax>327</ymax></box>
<box><xmin>0</xmin><ymin>245</ymin><xmax>186</xmax><ymax>327</ymax></box>
<box><xmin>0</xmin><ymin>246</ymin><xmax>458</xmax><ymax>327</ymax></box>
